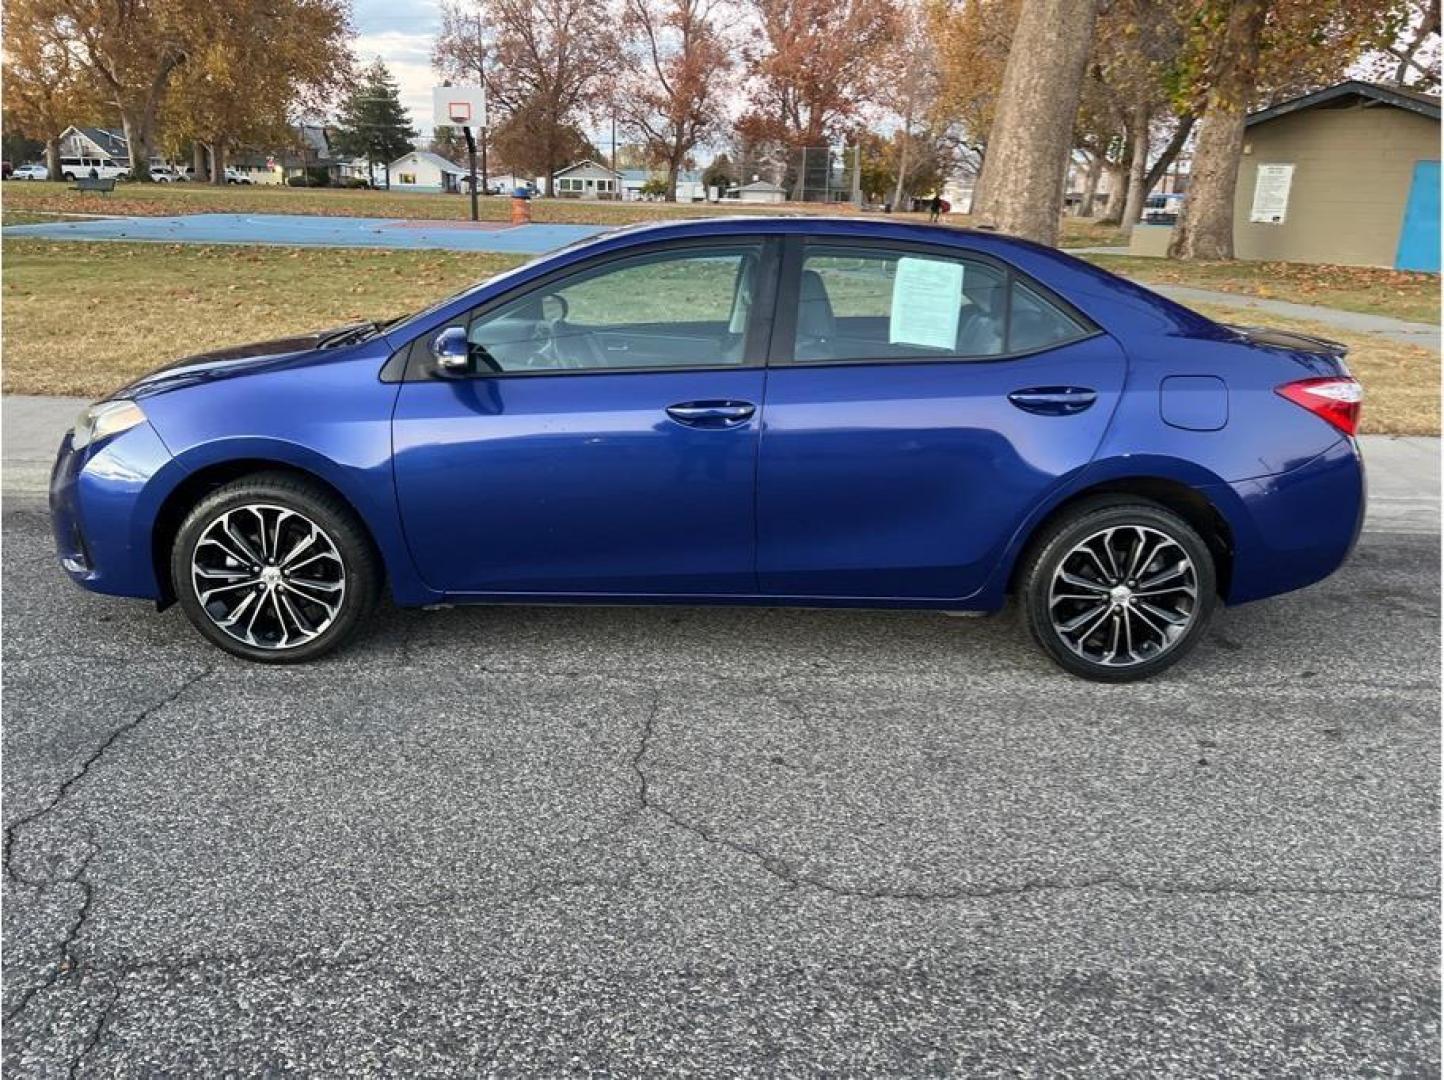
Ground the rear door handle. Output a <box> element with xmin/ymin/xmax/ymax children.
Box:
<box><xmin>665</xmin><ymin>401</ymin><xmax>757</xmax><ymax>427</ymax></box>
<box><xmin>1008</xmin><ymin>386</ymin><xmax>1098</xmax><ymax>416</ymax></box>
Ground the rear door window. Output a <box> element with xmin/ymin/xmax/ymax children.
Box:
<box><xmin>789</xmin><ymin>244</ymin><xmax>1088</xmax><ymax>363</ymax></box>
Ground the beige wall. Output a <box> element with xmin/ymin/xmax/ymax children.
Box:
<box><xmin>1233</xmin><ymin>103</ymin><xmax>1439</xmax><ymax>267</ymax></box>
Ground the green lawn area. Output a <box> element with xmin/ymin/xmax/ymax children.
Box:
<box><xmin>1081</xmin><ymin>253</ymin><xmax>1441</xmax><ymax>324</ymax></box>
<box><xmin>0</xmin><ymin>180</ymin><xmax>1125</xmax><ymax>248</ymax></box>
<box><xmin>4</xmin><ymin>238</ymin><xmax>1430</xmax><ymax>434</ymax></box>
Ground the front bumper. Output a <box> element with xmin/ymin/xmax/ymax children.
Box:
<box><xmin>1210</xmin><ymin>437</ymin><xmax>1366</xmax><ymax>605</ymax></box>
<box><xmin>49</xmin><ymin>421</ymin><xmax>175</xmax><ymax>599</ymax></box>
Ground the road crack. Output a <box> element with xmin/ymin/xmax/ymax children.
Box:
<box><xmin>3</xmin><ymin>667</ymin><xmax>216</xmax><ymax>1033</ymax></box>
<box><xmin>630</xmin><ymin>691</ymin><xmax>1439</xmax><ymax>905</ymax></box>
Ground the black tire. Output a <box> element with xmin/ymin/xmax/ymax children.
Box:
<box><xmin>170</xmin><ymin>471</ymin><xmax>381</xmax><ymax>663</ymax></box>
<box><xmin>1019</xmin><ymin>498</ymin><xmax>1217</xmax><ymax>682</ymax></box>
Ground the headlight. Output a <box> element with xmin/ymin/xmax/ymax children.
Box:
<box><xmin>72</xmin><ymin>399</ymin><xmax>146</xmax><ymax>450</ymax></box>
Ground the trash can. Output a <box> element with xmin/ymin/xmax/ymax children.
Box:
<box><xmin>510</xmin><ymin>187</ymin><xmax>532</xmax><ymax>225</ymax></box>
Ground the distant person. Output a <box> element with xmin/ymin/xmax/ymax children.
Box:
<box><xmin>88</xmin><ymin>166</ymin><xmax>99</xmax><ymax>179</ymax></box>
<box><xmin>928</xmin><ymin>194</ymin><xmax>943</xmax><ymax>223</ymax></box>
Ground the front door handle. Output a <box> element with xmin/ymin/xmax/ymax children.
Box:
<box><xmin>1008</xmin><ymin>386</ymin><xmax>1098</xmax><ymax>416</ymax></box>
<box><xmin>665</xmin><ymin>401</ymin><xmax>757</xmax><ymax>427</ymax></box>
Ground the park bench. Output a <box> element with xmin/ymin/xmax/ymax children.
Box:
<box><xmin>70</xmin><ymin>177</ymin><xmax>116</xmax><ymax>194</ymax></box>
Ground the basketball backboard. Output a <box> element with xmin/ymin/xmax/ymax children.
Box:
<box><xmin>432</xmin><ymin>86</ymin><xmax>487</xmax><ymax>129</ymax></box>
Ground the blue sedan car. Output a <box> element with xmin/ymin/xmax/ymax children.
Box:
<box><xmin>50</xmin><ymin>218</ymin><xmax>1364</xmax><ymax>680</ymax></box>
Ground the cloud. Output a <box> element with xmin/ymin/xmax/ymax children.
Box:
<box><xmin>351</xmin><ymin>0</ymin><xmax>444</xmax><ymax>132</ymax></box>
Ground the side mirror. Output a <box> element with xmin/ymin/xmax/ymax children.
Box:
<box><xmin>429</xmin><ymin>326</ymin><xmax>472</xmax><ymax>375</ymax></box>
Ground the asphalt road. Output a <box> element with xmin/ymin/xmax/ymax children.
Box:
<box><xmin>3</xmin><ymin>497</ymin><xmax>1438</xmax><ymax>1074</ymax></box>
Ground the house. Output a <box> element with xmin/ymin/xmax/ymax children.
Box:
<box><xmin>617</xmin><ymin>167</ymin><xmax>710</xmax><ymax>201</ymax></box>
<box><xmin>726</xmin><ymin>180</ymin><xmax>786</xmax><ymax>204</ymax></box>
<box><xmin>388</xmin><ymin>150</ymin><xmax>468</xmax><ymax>193</ymax></box>
<box><xmin>1227</xmin><ymin>80</ymin><xmax>1440</xmax><ymax>270</ymax></box>
<box><xmin>56</xmin><ymin>126</ymin><xmax>155</xmax><ymax>171</ymax></box>
<box><xmin>222</xmin><ymin>126</ymin><xmax>344</xmax><ymax>184</ymax></box>
<box><xmin>546</xmin><ymin>159</ymin><xmax>622</xmax><ymax>199</ymax></box>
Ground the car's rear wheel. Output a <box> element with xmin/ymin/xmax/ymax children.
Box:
<box><xmin>1020</xmin><ymin>499</ymin><xmax>1216</xmax><ymax>682</ymax></box>
<box><xmin>170</xmin><ymin>472</ymin><xmax>380</xmax><ymax>662</ymax></box>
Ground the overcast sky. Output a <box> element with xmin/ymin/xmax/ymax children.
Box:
<box><xmin>352</xmin><ymin>0</ymin><xmax>446</xmax><ymax>129</ymax></box>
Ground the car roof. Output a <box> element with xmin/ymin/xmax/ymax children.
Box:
<box><xmin>553</xmin><ymin>214</ymin><xmax>1072</xmax><ymax>266</ymax></box>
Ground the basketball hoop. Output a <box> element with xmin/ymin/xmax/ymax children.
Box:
<box><xmin>432</xmin><ymin>86</ymin><xmax>486</xmax><ymax>131</ymax></box>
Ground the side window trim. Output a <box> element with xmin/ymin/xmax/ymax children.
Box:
<box><xmin>393</xmin><ymin>236</ymin><xmax>781</xmax><ymax>382</ymax></box>
<box><xmin>768</xmin><ymin>236</ymin><xmax>1099</xmax><ymax>368</ymax></box>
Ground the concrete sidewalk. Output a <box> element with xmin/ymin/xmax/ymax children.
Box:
<box><xmin>4</xmin><ymin>394</ymin><xmax>1436</xmax><ymax>533</ymax></box>
<box><xmin>1068</xmin><ymin>248</ymin><xmax>1440</xmax><ymax>352</ymax></box>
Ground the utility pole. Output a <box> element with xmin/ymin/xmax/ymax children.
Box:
<box><xmin>851</xmin><ymin>142</ymin><xmax>862</xmax><ymax>207</ymax></box>
<box><xmin>476</xmin><ymin>13</ymin><xmax>489</xmax><ymax>193</ymax></box>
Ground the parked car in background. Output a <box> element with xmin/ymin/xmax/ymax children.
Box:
<box><xmin>225</xmin><ymin>167</ymin><xmax>253</xmax><ymax>185</ymax></box>
<box><xmin>59</xmin><ymin>158</ymin><xmax>127</xmax><ymax>182</ymax></box>
<box><xmin>11</xmin><ymin>163</ymin><xmax>50</xmax><ymax>180</ymax></box>
<box><xmin>49</xmin><ymin>218</ymin><xmax>1365</xmax><ymax>680</ymax></box>
<box><xmin>149</xmin><ymin>166</ymin><xmax>181</xmax><ymax>183</ymax></box>
<box><xmin>1143</xmin><ymin>192</ymin><xmax>1186</xmax><ymax>225</ymax></box>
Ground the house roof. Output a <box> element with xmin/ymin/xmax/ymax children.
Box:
<box><xmin>736</xmin><ymin>179</ymin><xmax>784</xmax><ymax>192</ymax></box>
<box><xmin>1247</xmin><ymin>80</ymin><xmax>1441</xmax><ymax>127</ymax></box>
<box><xmin>67</xmin><ymin>127</ymin><xmax>129</xmax><ymax>158</ymax></box>
<box><xmin>391</xmin><ymin>150</ymin><xmax>467</xmax><ymax>174</ymax></box>
<box><xmin>554</xmin><ymin>158</ymin><xmax>622</xmax><ymax>179</ymax></box>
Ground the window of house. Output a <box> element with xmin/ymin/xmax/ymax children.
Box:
<box><xmin>399</xmin><ymin>172</ymin><xmax>417</xmax><ymax>185</ymax></box>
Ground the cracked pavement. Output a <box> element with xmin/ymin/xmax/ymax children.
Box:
<box><xmin>2</xmin><ymin>502</ymin><xmax>1438</xmax><ymax>1075</ymax></box>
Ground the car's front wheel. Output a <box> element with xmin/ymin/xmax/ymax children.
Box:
<box><xmin>1020</xmin><ymin>499</ymin><xmax>1216</xmax><ymax>682</ymax></box>
<box><xmin>171</xmin><ymin>472</ymin><xmax>380</xmax><ymax>662</ymax></box>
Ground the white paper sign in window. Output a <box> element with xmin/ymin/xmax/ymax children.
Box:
<box><xmin>889</xmin><ymin>256</ymin><xmax>963</xmax><ymax>350</ymax></box>
<box><xmin>1250</xmin><ymin>163</ymin><xmax>1294</xmax><ymax>224</ymax></box>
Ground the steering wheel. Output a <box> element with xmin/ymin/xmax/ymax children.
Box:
<box><xmin>521</xmin><ymin>293</ymin><xmax>606</xmax><ymax>370</ymax></box>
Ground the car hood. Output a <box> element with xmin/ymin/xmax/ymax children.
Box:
<box><xmin>114</xmin><ymin>323</ymin><xmax>374</xmax><ymax>400</ymax></box>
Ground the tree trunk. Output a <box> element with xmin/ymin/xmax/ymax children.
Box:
<box><xmin>1078</xmin><ymin>152</ymin><xmax>1102</xmax><ymax>218</ymax></box>
<box><xmin>1143</xmin><ymin>113</ymin><xmax>1194</xmax><ymax>193</ymax></box>
<box><xmin>970</xmin><ymin>0</ymin><xmax>1102</xmax><ymax>245</ymax></box>
<box><xmin>665</xmin><ymin>160</ymin><xmax>679</xmax><ymax>202</ymax></box>
<box><xmin>1098</xmin><ymin>159</ymin><xmax>1128</xmax><ymax>225</ymax></box>
<box><xmin>1168</xmin><ymin>0</ymin><xmax>1267</xmax><ymax>260</ymax></box>
<box><xmin>120</xmin><ymin>107</ymin><xmax>158</xmax><ymax>181</ymax></box>
<box><xmin>45</xmin><ymin>137</ymin><xmax>61</xmax><ymax>181</ymax></box>
<box><xmin>1120</xmin><ymin>107</ymin><xmax>1151</xmax><ymax>230</ymax></box>
<box><xmin>193</xmin><ymin>142</ymin><xmax>208</xmax><ymax>182</ymax></box>
<box><xmin>892</xmin><ymin>116</ymin><xmax>912</xmax><ymax>209</ymax></box>
<box><xmin>210</xmin><ymin>141</ymin><xmax>227</xmax><ymax>185</ymax></box>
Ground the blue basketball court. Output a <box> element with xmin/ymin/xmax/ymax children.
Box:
<box><xmin>1</xmin><ymin>213</ymin><xmax>609</xmax><ymax>254</ymax></box>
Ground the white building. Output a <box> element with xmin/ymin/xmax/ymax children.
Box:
<box><xmin>727</xmin><ymin>180</ymin><xmax>786</xmax><ymax>204</ymax></box>
<box><xmin>545</xmin><ymin>159</ymin><xmax>622</xmax><ymax>199</ymax></box>
<box><xmin>388</xmin><ymin>150</ymin><xmax>467</xmax><ymax>193</ymax></box>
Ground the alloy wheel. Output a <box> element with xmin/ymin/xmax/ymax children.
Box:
<box><xmin>190</xmin><ymin>503</ymin><xmax>346</xmax><ymax>650</ymax></box>
<box><xmin>1047</xmin><ymin>524</ymin><xmax>1198</xmax><ymax>668</ymax></box>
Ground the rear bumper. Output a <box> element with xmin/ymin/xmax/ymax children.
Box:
<box><xmin>49</xmin><ymin>422</ymin><xmax>174</xmax><ymax>600</ymax></box>
<box><xmin>1211</xmin><ymin>437</ymin><xmax>1365</xmax><ymax>605</ymax></box>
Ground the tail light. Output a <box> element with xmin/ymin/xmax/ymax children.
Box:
<box><xmin>1275</xmin><ymin>376</ymin><xmax>1363</xmax><ymax>436</ymax></box>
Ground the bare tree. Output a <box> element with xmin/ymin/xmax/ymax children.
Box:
<box><xmin>616</xmin><ymin>0</ymin><xmax>734</xmax><ymax>200</ymax></box>
<box><xmin>436</xmin><ymin>0</ymin><xmax>612</xmax><ymax>195</ymax></box>
<box><xmin>970</xmin><ymin>0</ymin><xmax>1102</xmax><ymax>244</ymax></box>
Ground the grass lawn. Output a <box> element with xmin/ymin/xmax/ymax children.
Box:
<box><xmin>2</xmin><ymin>239</ymin><xmax>522</xmax><ymax>396</ymax></box>
<box><xmin>3</xmin><ymin>239</ymin><xmax>1431</xmax><ymax>434</ymax></box>
<box><xmin>1190</xmin><ymin>302</ymin><xmax>1439</xmax><ymax>436</ymax></box>
<box><xmin>1</xmin><ymin>180</ymin><xmax>1125</xmax><ymax>248</ymax></box>
<box><xmin>1082</xmin><ymin>253</ymin><xmax>1441</xmax><ymax>325</ymax></box>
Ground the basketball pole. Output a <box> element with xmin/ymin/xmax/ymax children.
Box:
<box><xmin>464</xmin><ymin>124</ymin><xmax>479</xmax><ymax>222</ymax></box>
